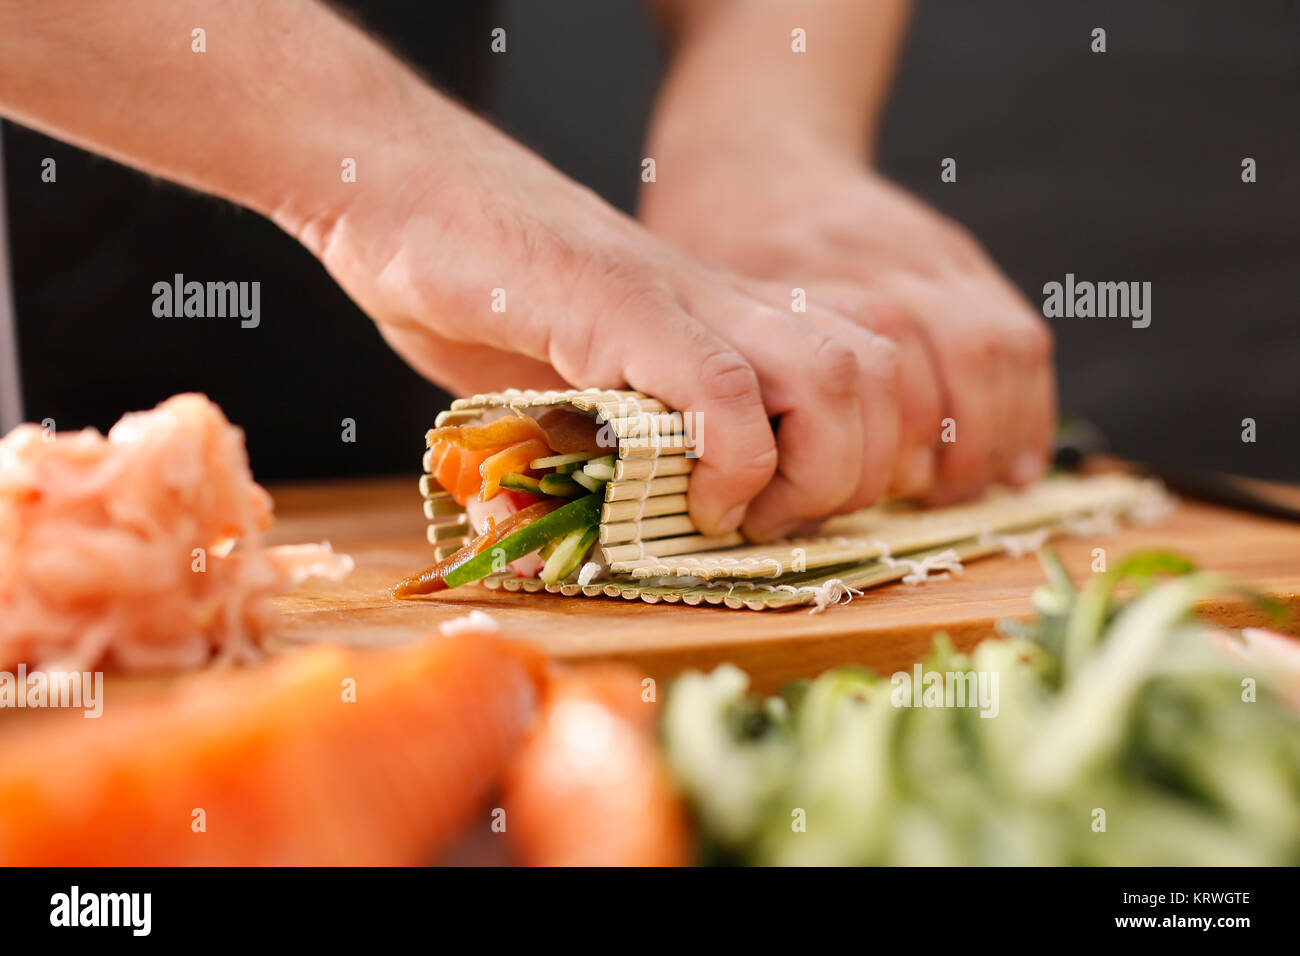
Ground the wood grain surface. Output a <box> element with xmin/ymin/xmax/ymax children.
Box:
<box><xmin>268</xmin><ymin>476</ymin><xmax>1300</xmax><ymax>693</ymax></box>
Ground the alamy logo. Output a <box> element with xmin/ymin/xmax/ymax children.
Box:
<box><xmin>1042</xmin><ymin>273</ymin><xmax>1151</xmax><ymax>328</ymax></box>
<box><xmin>152</xmin><ymin>273</ymin><xmax>260</xmax><ymax>328</ymax></box>
<box><xmin>50</xmin><ymin>886</ymin><xmax>151</xmax><ymax>936</ymax></box>
<box><xmin>890</xmin><ymin>663</ymin><xmax>999</xmax><ymax>718</ymax></box>
<box><xmin>0</xmin><ymin>665</ymin><xmax>102</xmax><ymax>718</ymax></box>
<box><xmin>596</xmin><ymin>405</ymin><xmax>705</xmax><ymax>459</ymax></box>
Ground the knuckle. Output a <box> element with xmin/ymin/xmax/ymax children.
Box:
<box><xmin>905</xmin><ymin>388</ymin><xmax>943</xmax><ymax>437</ymax></box>
<box><xmin>810</xmin><ymin>336</ymin><xmax>861</xmax><ymax>398</ymax></box>
<box><xmin>747</xmin><ymin>442</ymin><xmax>780</xmax><ymax>480</ymax></box>
<box><xmin>861</xmin><ymin>334</ymin><xmax>902</xmax><ymax>396</ymax></box>
<box><xmin>697</xmin><ymin>345</ymin><xmax>761</xmax><ymax>407</ymax></box>
<box><xmin>608</xmin><ymin>274</ymin><xmax>680</xmax><ymax>320</ymax></box>
<box><xmin>1016</xmin><ymin>317</ymin><xmax>1055</xmax><ymax>363</ymax></box>
<box><xmin>868</xmin><ymin>299</ymin><xmax>915</xmax><ymax>340</ymax></box>
<box><xmin>951</xmin><ymin>328</ymin><xmax>1002</xmax><ymax>369</ymax></box>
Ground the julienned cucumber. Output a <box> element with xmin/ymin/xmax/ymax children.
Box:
<box><xmin>571</xmin><ymin>470</ymin><xmax>604</xmax><ymax>493</ymax></box>
<box><xmin>538</xmin><ymin>473</ymin><xmax>584</xmax><ymax>497</ymax></box>
<box><xmin>500</xmin><ymin>472</ymin><xmax>543</xmax><ymax>495</ymax></box>
<box><xmin>540</xmin><ymin>524</ymin><xmax>600</xmax><ymax>584</ymax></box>
<box><xmin>442</xmin><ymin>493</ymin><xmax>603</xmax><ymax>589</ymax></box>
<box><xmin>583</xmin><ymin>455</ymin><xmax>616</xmax><ymax>482</ymax></box>
<box><xmin>530</xmin><ymin>450</ymin><xmax>600</xmax><ymax>470</ymax></box>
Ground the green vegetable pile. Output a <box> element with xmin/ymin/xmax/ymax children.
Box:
<box><xmin>662</xmin><ymin>551</ymin><xmax>1300</xmax><ymax>865</ymax></box>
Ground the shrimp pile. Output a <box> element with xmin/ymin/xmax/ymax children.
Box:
<box><xmin>0</xmin><ymin>393</ymin><xmax>350</xmax><ymax>673</ymax></box>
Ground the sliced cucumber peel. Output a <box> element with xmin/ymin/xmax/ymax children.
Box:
<box><xmin>499</xmin><ymin>472</ymin><xmax>543</xmax><ymax>495</ymax></box>
<box><xmin>572</xmin><ymin>470</ymin><xmax>605</xmax><ymax>493</ymax></box>
<box><xmin>539</xmin><ymin>473</ymin><xmax>584</xmax><ymax>498</ymax></box>
<box><xmin>540</xmin><ymin>524</ymin><xmax>600</xmax><ymax>584</ymax></box>
<box><xmin>582</xmin><ymin>455</ymin><xmax>616</xmax><ymax>482</ymax></box>
<box><xmin>442</xmin><ymin>493</ymin><xmax>603</xmax><ymax>589</ymax></box>
<box><xmin>530</xmin><ymin>450</ymin><xmax>601</xmax><ymax>470</ymax></box>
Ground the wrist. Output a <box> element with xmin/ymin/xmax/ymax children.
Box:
<box><xmin>258</xmin><ymin>66</ymin><xmax>444</xmax><ymax>251</ymax></box>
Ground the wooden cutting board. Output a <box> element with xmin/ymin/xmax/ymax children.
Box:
<box><xmin>268</xmin><ymin>476</ymin><xmax>1300</xmax><ymax>693</ymax></box>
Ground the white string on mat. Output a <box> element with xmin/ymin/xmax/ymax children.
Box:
<box><xmin>872</xmin><ymin>540</ymin><xmax>965</xmax><ymax>585</ymax></box>
<box><xmin>1128</xmin><ymin>482</ymin><xmax>1177</xmax><ymax>524</ymax></box>
<box><xmin>631</xmin><ymin>456</ymin><xmax>659</xmax><ymax>559</ymax></box>
<box><xmin>620</xmin><ymin>394</ymin><xmax>655</xmax><ymax>562</ymax></box>
<box><xmin>1062</xmin><ymin>506</ymin><xmax>1121</xmax><ymax>537</ymax></box>
<box><xmin>711</xmin><ymin>577</ymin><xmax>863</xmax><ymax>613</ymax></box>
<box><xmin>805</xmin><ymin>579</ymin><xmax>864</xmax><ymax>612</ymax></box>
<box><xmin>978</xmin><ymin>526</ymin><xmax>1052</xmax><ymax>558</ymax></box>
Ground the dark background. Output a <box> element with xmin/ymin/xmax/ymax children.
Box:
<box><xmin>4</xmin><ymin>0</ymin><xmax>1297</xmax><ymax>481</ymax></box>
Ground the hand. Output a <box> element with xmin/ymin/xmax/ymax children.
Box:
<box><xmin>275</xmin><ymin>102</ymin><xmax>903</xmax><ymax>540</ymax></box>
<box><xmin>0</xmin><ymin>0</ymin><xmax>908</xmax><ymax>539</ymax></box>
<box><xmin>639</xmin><ymin>137</ymin><xmax>1056</xmax><ymax>503</ymax></box>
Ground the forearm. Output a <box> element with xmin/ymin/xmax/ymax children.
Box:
<box><xmin>648</xmin><ymin>0</ymin><xmax>910</xmax><ymax>162</ymax></box>
<box><xmin>0</xmin><ymin>0</ymin><xmax>444</xmax><ymax>234</ymax></box>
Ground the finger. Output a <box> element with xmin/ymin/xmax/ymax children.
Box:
<box><xmin>678</xmin><ymin>287</ymin><xmax>870</xmax><ymax>537</ymax></box>
<box><xmin>888</xmin><ymin>277</ymin><xmax>1005</xmax><ymax>498</ymax></box>
<box><xmin>375</xmin><ymin>320</ymin><xmax>571</xmax><ymax>393</ymax></box>
<box><xmin>930</xmin><ymin>335</ymin><xmax>1007</xmax><ymax>495</ymax></box>
<box><xmin>1007</xmin><ymin>347</ymin><xmax>1056</xmax><ymax>486</ymax></box>
<box><xmin>995</xmin><ymin>299</ymin><xmax>1056</xmax><ymax>487</ymax></box>
<box><xmin>813</xmin><ymin>286</ymin><xmax>943</xmax><ymax>499</ymax></box>
<box><xmin>798</xmin><ymin>306</ymin><xmax>902</xmax><ymax>512</ymax></box>
<box><xmin>726</xmin><ymin>316</ymin><xmax>866</xmax><ymax>541</ymax></box>
<box><xmin>886</xmin><ymin>322</ymin><xmax>943</xmax><ymax>497</ymax></box>
<box><xmin>553</xmin><ymin>302</ymin><xmax>777</xmax><ymax>537</ymax></box>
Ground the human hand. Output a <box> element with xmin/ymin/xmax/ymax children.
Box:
<box><xmin>639</xmin><ymin>136</ymin><xmax>1056</xmax><ymax>503</ymax></box>
<box><xmin>275</xmin><ymin>100</ymin><xmax>903</xmax><ymax>540</ymax></box>
<box><xmin>0</xmin><ymin>0</ymin><xmax>904</xmax><ymax>539</ymax></box>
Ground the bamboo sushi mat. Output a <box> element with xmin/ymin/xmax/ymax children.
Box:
<box><xmin>420</xmin><ymin>388</ymin><xmax>1172</xmax><ymax>611</ymax></box>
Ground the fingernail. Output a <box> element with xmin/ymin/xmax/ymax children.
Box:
<box><xmin>717</xmin><ymin>504</ymin><xmax>746</xmax><ymax>534</ymax></box>
<box><xmin>743</xmin><ymin>518</ymin><xmax>799</xmax><ymax>543</ymax></box>
<box><xmin>924</xmin><ymin>481</ymin><xmax>988</xmax><ymax>507</ymax></box>
<box><xmin>1009</xmin><ymin>451</ymin><xmax>1046</xmax><ymax>486</ymax></box>
<box><xmin>896</xmin><ymin>446</ymin><xmax>935</xmax><ymax>497</ymax></box>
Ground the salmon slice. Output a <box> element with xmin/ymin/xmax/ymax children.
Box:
<box><xmin>0</xmin><ymin>632</ymin><xmax>546</xmax><ymax>865</ymax></box>
<box><xmin>430</xmin><ymin>443</ymin><xmax>492</xmax><ymax>508</ymax></box>
<box><xmin>536</xmin><ymin>407</ymin><xmax>605</xmax><ymax>455</ymax></box>
<box><xmin>503</xmin><ymin>665</ymin><xmax>691</xmax><ymax>866</ymax></box>
<box><xmin>479</xmin><ymin>439</ymin><xmax>549</xmax><ymax>502</ymax></box>
<box><xmin>425</xmin><ymin>413</ymin><xmax>545</xmax><ymax>451</ymax></box>
<box><xmin>393</xmin><ymin>498</ymin><xmax>563</xmax><ymax>597</ymax></box>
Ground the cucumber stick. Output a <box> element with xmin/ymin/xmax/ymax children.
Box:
<box><xmin>499</xmin><ymin>472</ymin><xmax>543</xmax><ymax>495</ymax></box>
<box><xmin>571</xmin><ymin>470</ymin><xmax>604</xmax><ymax>493</ymax></box>
<box><xmin>538</xmin><ymin>473</ymin><xmax>584</xmax><ymax>497</ymax></box>
<box><xmin>583</xmin><ymin>455</ymin><xmax>616</xmax><ymax>482</ymax></box>
<box><xmin>442</xmin><ymin>493</ymin><xmax>603</xmax><ymax>589</ymax></box>
<box><xmin>530</xmin><ymin>450</ymin><xmax>601</xmax><ymax>470</ymax></box>
<box><xmin>540</xmin><ymin>524</ymin><xmax>600</xmax><ymax>584</ymax></box>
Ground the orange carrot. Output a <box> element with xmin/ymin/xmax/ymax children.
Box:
<box><xmin>0</xmin><ymin>633</ymin><xmax>546</xmax><ymax>865</ymax></box>
<box><xmin>503</xmin><ymin>665</ymin><xmax>692</xmax><ymax>866</ymax></box>
<box><xmin>393</xmin><ymin>498</ymin><xmax>563</xmax><ymax>597</ymax></box>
